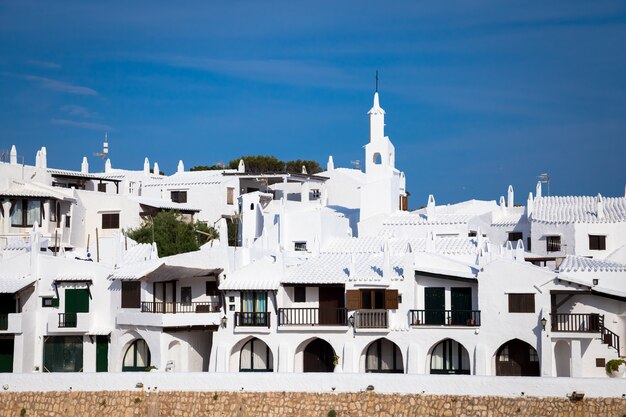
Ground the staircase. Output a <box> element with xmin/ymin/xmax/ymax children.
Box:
<box><xmin>599</xmin><ymin>315</ymin><xmax>621</xmax><ymax>355</ymax></box>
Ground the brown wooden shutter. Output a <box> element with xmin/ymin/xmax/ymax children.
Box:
<box><xmin>509</xmin><ymin>293</ymin><xmax>534</xmax><ymax>313</ymax></box>
<box><xmin>346</xmin><ymin>290</ymin><xmax>361</xmax><ymax>310</ymax></box>
<box><xmin>385</xmin><ymin>289</ymin><xmax>399</xmax><ymax>309</ymax></box>
<box><xmin>121</xmin><ymin>281</ymin><xmax>141</xmax><ymax>308</ymax></box>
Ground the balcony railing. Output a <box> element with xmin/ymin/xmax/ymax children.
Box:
<box><xmin>409</xmin><ymin>310</ymin><xmax>481</xmax><ymax>326</ymax></box>
<box><xmin>0</xmin><ymin>314</ymin><xmax>7</xmax><ymax>331</ymax></box>
<box><xmin>278</xmin><ymin>308</ymin><xmax>348</xmax><ymax>326</ymax></box>
<box><xmin>140</xmin><ymin>301</ymin><xmax>221</xmax><ymax>314</ymax></box>
<box><xmin>551</xmin><ymin>313</ymin><xmax>601</xmax><ymax>333</ymax></box>
<box><xmin>546</xmin><ymin>239</ymin><xmax>561</xmax><ymax>252</ymax></box>
<box><xmin>234</xmin><ymin>312</ymin><xmax>271</xmax><ymax>328</ymax></box>
<box><xmin>58</xmin><ymin>312</ymin><xmax>77</xmax><ymax>328</ymax></box>
<box><xmin>354</xmin><ymin>310</ymin><xmax>388</xmax><ymax>329</ymax></box>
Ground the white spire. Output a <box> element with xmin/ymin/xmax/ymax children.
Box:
<box><xmin>143</xmin><ymin>157</ymin><xmax>150</xmax><ymax>175</ymax></box>
<box><xmin>105</xmin><ymin>158</ymin><xmax>112</xmax><ymax>173</ymax></box>
<box><xmin>499</xmin><ymin>196</ymin><xmax>506</xmax><ymax>210</ymax></box>
<box><xmin>507</xmin><ymin>185</ymin><xmax>514</xmax><ymax>208</ymax></box>
<box><xmin>153</xmin><ymin>162</ymin><xmax>160</xmax><ymax>176</ymax></box>
<box><xmin>177</xmin><ymin>160</ymin><xmax>185</xmax><ymax>173</ymax></box>
<box><xmin>40</xmin><ymin>147</ymin><xmax>47</xmax><ymax>169</ymax></box>
<box><xmin>9</xmin><ymin>145</ymin><xmax>17</xmax><ymax>165</ymax></box>
<box><xmin>327</xmin><ymin>155</ymin><xmax>334</xmax><ymax>171</ymax></box>
<box><xmin>35</xmin><ymin>150</ymin><xmax>41</xmax><ymax>168</ymax></box>
<box><xmin>301</xmin><ymin>165</ymin><xmax>307</xmax><ymax>175</ymax></box>
<box><xmin>597</xmin><ymin>193</ymin><xmax>605</xmax><ymax>219</ymax></box>
<box><xmin>238</xmin><ymin>159</ymin><xmax>245</xmax><ymax>173</ymax></box>
<box><xmin>81</xmin><ymin>157</ymin><xmax>89</xmax><ymax>174</ymax></box>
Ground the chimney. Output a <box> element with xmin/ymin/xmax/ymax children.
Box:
<box><xmin>301</xmin><ymin>165</ymin><xmax>307</xmax><ymax>175</ymax></box>
<box><xmin>597</xmin><ymin>194</ymin><xmax>604</xmax><ymax>219</ymax></box>
<box><xmin>507</xmin><ymin>185</ymin><xmax>514</xmax><ymax>208</ymax></box>
<box><xmin>526</xmin><ymin>192</ymin><xmax>534</xmax><ymax>217</ymax></box>
<box><xmin>327</xmin><ymin>155</ymin><xmax>334</xmax><ymax>171</ymax></box>
<box><xmin>426</xmin><ymin>194</ymin><xmax>436</xmax><ymax>220</ymax></box>
<box><xmin>9</xmin><ymin>145</ymin><xmax>17</xmax><ymax>164</ymax></box>
<box><xmin>153</xmin><ymin>162</ymin><xmax>160</xmax><ymax>176</ymax></box>
<box><xmin>105</xmin><ymin>158</ymin><xmax>112</xmax><ymax>173</ymax></box>
<box><xmin>143</xmin><ymin>157</ymin><xmax>150</xmax><ymax>175</ymax></box>
<box><xmin>81</xmin><ymin>157</ymin><xmax>89</xmax><ymax>174</ymax></box>
<box><xmin>238</xmin><ymin>159</ymin><xmax>245</xmax><ymax>173</ymax></box>
<box><xmin>40</xmin><ymin>147</ymin><xmax>47</xmax><ymax>170</ymax></box>
<box><xmin>536</xmin><ymin>181</ymin><xmax>542</xmax><ymax>199</ymax></box>
<box><xmin>177</xmin><ymin>160</ymin><xmax>184</xmax><ymax>173</ymax></box>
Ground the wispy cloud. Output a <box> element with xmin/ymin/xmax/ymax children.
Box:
<box><xmin>27</xmin><ymin>59</ymin><xmax>61</xmax><ymax>69</ymax></box>
<box><xmin>51</xmin><ymin>118</ymin><xmax>115</xmax><ymax>131</ymax></box>
<box><xmin>152</xmin><ymin>55</ymin><xmax>361</xmax><ymax>89</ymax></box>
<box><xmin>60</xmin><ymin>104</ymin><xmax>97</xmax><ymax>118</ymax></box>
<box><xmin>2</xmin><ymin>73</ymin><xmax>98</xmax><ymax>95</ymax></box>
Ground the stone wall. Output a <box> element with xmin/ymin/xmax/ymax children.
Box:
<box><xmin>1</xmin><ymin>391</ymin><xmax>625</xmax><ymax>417</ymax></box>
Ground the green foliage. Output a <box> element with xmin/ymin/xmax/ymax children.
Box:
<box><xmin>606</xmin><ymin>359</ymin><xmax>625</xmax><ymax>373</ymax></box>
<box><xmin>227</xmin><ymin>155</ymin><xmax>322</xmax><ymax>174</ymax></box>
<box><xmin>327</xmin><ymin>410</ymin><xmax>337</xmax><ymax>417</ymax></box>
<box><xmin>134</xmin><ymin>397</ymin><xmax>142</xmax><ymax>404</ymax></box>
<box><xmin>190</xmin><ymin>164</ymin><xmax>225</xmax><ymax>171</ymax></box>
<box><xmin>20</xmin><ymin>408</ymin><xmax>26</xmax><ymax>417</ymax></box>
<box><xmin>127</xmin><ymin>211</ymin><xmax>219</xmax><ymax>257</ymax></box>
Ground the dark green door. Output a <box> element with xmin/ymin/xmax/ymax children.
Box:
<box><xmin>96</xmin><ymin>336</ymin><xmax>108</xmax><ymax>372</ymax></box>
<box><xmin>0</xmin><ymin>338</ymin><xmax>14</xmax><ymax>373</ymax></box>
<box><xmin>451</xmin><ymin>288</ymin><xmax>472</xmax><ymax>325</ymax></box>
<box><xmin>64</xmin><ymin>289</ymin><xmax>89</xmax><ymax>327</ymax></box>
<box><xmin>425</xmin><ymin>287</ymin><xmax>445</xmax><ymax>325</ymax></box>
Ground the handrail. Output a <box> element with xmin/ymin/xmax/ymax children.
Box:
<box><xmin>140</xmin><ymin>301</ymin><xmax>221</xmax><ymax>314</ymax></box>
<box><xmin>354</xmin><ymin>309</ymin><xmax>388</xmax><ymax>329</ymax></box>
<box><xmin>551</xmin><ymin>313</ymin><xmax>601</xmax><ymax>333</ymax></box>
<box><xmin>409</xmin><ymin>310</ymin><xmax>481</xmax><ymax>326</ymax></box>
<box><xmin>58</xmin><ymin>312</ymin><xmax>77</xmax><ymax>328</ymax></box>
<box><xmin>278</xmin><ymin>308</ymin><xmax>348</xmax><ymax>326</ymax></box>
<box><xmin>234</xmin><ymin>312</ymin><xmax>271</xmax><ymax>328</ymax></box>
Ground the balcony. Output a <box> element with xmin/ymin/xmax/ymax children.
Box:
<box><xmin>0</xmin><ymin>313</ymin><xmax>22</xmax><ymax>333</ymax></box>
<box><xmin>551</xmin><ymin>313</ymin><xmax>601</xmax><ymax>333</ymax></box>
<box><xmin>234</xmin><ymin>312</ymin><xmax>271</xmax><ymax>328</ymax></box>
<box><xmin>409</xmin><ymin>310</ymin><xmax>481</xmax><ymax>326</ymax></box>
<box><xmin>47</xmin><ymin>312</ymin><xmax>90</xmax><ymax>333</ymax></box>
<box><xmin>354</xmin><ymin>310</ymin><xmax>388</xmax><ymax>329</ymax></box>
<box><xmin>140</xmin><ymin>301</ymin><xmax>221</xmax><ymax>314</ymax></box>
<box><xmin>278</xmin><ymin>308</ymin><xmax>348</xmax><ymax>326</ymax></box>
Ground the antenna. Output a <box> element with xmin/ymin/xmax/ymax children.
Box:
<box><xmin>375</xmin><ymin>70</ymin><xmax>379</xmax><ymax>93</ymax></box>
<box><xmin>537</xmin><ymin>173</ymin><xmax>550</xmax><ymax>196</ymax></box>
<box><xmin>94</xmin><ymin>133</ymin><xmax>109</xmax><ymax>159</ymax></box>
<box><xmin>350</xmin><ymin>160</ymin><xmax>361</xmax><ymax>171</ymax></box>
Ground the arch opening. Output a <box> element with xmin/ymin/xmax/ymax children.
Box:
<box><xmin>495</xmin><ymin>339</ymin><xmax>539</xmax><ymax>376</ymax></box>
<box><xmin>365</xmin><ymin>338</ymin><xmax>403</xmax><ymax>373</ymax></box>
<box><xmin>239</xmin><ymin>337</ymin><xmax>273</xmax><ymax>372</ymax></box>
<box><xmin>303</xmin><ymin>338</ymin><xmax>335</xmax><ymax>373</ymax></box>
<box><xmin>123</xmin><ymin>339</ymin><xmax>151</xmax><ymax>372</ymax></box>
<box><xmin>430</xmin><ymin>339</ymin><xmax>470</xmax><ymax>375</ymax></box>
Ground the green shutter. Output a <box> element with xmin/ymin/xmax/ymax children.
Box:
<box><xmin>0</xmin><ymin>338</ymin><xmax>14</xmax><ymax>373</ymax></box>
<box><xmin>65</xmin><ymin>289</ymin><xmax>89</xmax><ymax>313</ymax></box>
<box><xmin>424</xmin><ymin>287</ymin><xmax>445</xmax><ymax>325</ymax></box>
<box><xmin>96</xmin><ymin>336</ymin><xmax>108</xmax><ymax>372</ymax></box>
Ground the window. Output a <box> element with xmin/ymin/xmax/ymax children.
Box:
<box><xmin>366</xmin><ymin>339</ymin><xmax>403</xmax><ymax>373</ymax></box>
<box><xmin>65</xmin><ymin>215</ymin><xmax>71</xmax><ymax>228</ymax></box>
<box><xmin>171</xmin><ymin>190</ymin><xmax>187</xmax><ymax>203</ymax></box>
<box><xmin>311</xmin><ymin>189</ymin><xmax>320</xmax><ymax>199</ymax></box>
<box><xmin>50</xmin><ymin>202</ymin><xmax>58</xmax><ymax>223</ymax></box>
<box><xmin>546</xmin><ymin>236</ymin><xmax>561</xmax><ymax>252</ymax></box>
<box><xmin>123</xmin><ymin>339</ymin><xmax>151</xmax><ymax>372</ymax></box>
<box><xmin>240</xmin><ymin>291</ymin><xmax>268</xmax><ymax>326</ymax></box>
<box><xmin>468</xmin><ymin>231</ymin><xmax>477</xmax><ymax>237</ymax></box>
<box><xmin>240</xmin><ymin>338</ymin><xmax>273</xmax><ymax>372</ymax></box>
<box><xmin>294</xmin><ymin>241</ymin><xmax>307</xmax><ymax>252</ymax></box>
<box><xmin>42</xmin><ymin>297</ymin><xmax>59</xmax><ymax>308</ymax></box>
<box><xmin>43</xmin><ymin>336</ymin><xmax>83</xmax><ymax>372</ymax></box>
<box><xmin>294</xmin><ymin>286</ymin><xmax>306</xmax><ymax>303</ymax></box>
<box><xmin>373</xmin><ymin>152</ymin><xmax>382</xmax><ymax>164</ymax></box>
<box><xmin>508</xmin><ymin>232</ymin><xmax>523</xmax><ymax>242</ymax></box>
<box><xmin>121</xmin><ymin>282</ymin><xmax>141</xmax><ymax>309</ymax></box>
<box><xmin>508</xmin><ymin>293</ymin><xmax>535</xmax><ymax>313</ymax></box>
<box><xmin>346</xmin><ymin>289</ymin><xmax>399</xmax><ymax>310</ymax></box>
<box><xmin>206</xmin><ymin>281</ymin><xmax>218</xmax><ymax>296</ymax></box>
<box><xmin>97</xmin><ymin>183</ymin><xmax>107</xmax><ymax>193</ymax></box>
<box><xmin>430</xmin><ymin>339</ymin><xmax>470</xmax><ymax>375</ymax></box>
<box><xmin>589</xmin><ymin>235</ymin><xmax>606</xmax><ymax>251</ymax></box>
<box><xmin>180</xmin><ymin>287</ymin><xmax>192</xmax><ymax>305</ymax></box>
<box><xmin>227</xmin><ymin>187</ymin><xmax>235</xmax><ymax>205</ymax></box>
<box><xmin>11</xmin><ymin>199</ymin><xmax>42</xmax><ymax>227</ymax></box>
<box><xmin>526</xmin><ymin>236</ymin><xmax>531</xmax><ymax>251</ymax></box>
<box><xmin>101</xmin><ymin>213</ymin><xmax>120</xmax><ymax>229</ymax></box>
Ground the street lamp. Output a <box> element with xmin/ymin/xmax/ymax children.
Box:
<box><xmin>540</xmin><ymin>317</ymin><xmax>547</xmax><ymax>331</ymax></box>
<box><xmin>348</xmin><ymin>314</ymin><xmax>355</xmax><ymax>328</ymax></box>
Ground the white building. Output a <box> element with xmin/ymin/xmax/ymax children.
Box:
<box><xmin>0</xmin><ymin>88</ymin><xmax>624</xmax><ymax>380</ymax></box>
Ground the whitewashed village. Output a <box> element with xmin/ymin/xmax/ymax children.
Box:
<box><xmin>0</xmin><ymin>88</ymin><xmax>625</xmax><ymax>386</ymax></box>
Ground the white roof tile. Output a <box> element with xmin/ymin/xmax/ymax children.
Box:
<box><xmin>491</xmin><ymin>207</ymin><xmax>525</xmax><ymax>226</ymax></box>
<box><xmin>322</xmin><ymin>237</ymin><xmax>478</xmax><ymax>255</ymax></box>
<box><xmin>219</xmin><ymin>257</ymin><xmax>282</xmax><ymax>290</ymax></box>
<box><xmin>558</xmin><ymin>255</ymin><xmax>626</xmax><ymax>273</ymax></box>
<box><xmin>131</xmin><ymin>196</ymin><xmax>202</xmax><ymax>212</ymax></box>
<box><xmin>532</xmin><ymin>195</ymin><xmax>626</xmax><ymax>224</ymax></box>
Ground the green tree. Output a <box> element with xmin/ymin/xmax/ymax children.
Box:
<box><xmin>228</xmin><ymin>155</ymin><xmax>285</xmax><ymax>173</ymax></box>
<box><xmin>127</xmin><ymin>211</ymin><xmax>219</xmax><ymax>257</ymax></box>
<box><xmin>189</xmin><ymin>164</ymin><xmax>225</xmax><ymax>171</ymax></box>
<box><xmin>284</xmin><ymin>159</ymin><xmax>322</xmax><ymax>174</ymax></box>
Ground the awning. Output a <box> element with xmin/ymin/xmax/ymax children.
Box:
<box><xmin>146</xmin><ymin>264</ymin><xmax>222</xmax><ymax>281</ymax></box>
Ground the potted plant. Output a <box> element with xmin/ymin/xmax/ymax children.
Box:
<box><xmin>605</xmin><ymin>359</ymin><xmax>625</xmax><ymax>378</ymax></box>
<box><xmin>332</xmin><ymin>354</ymin><xmax>341</xmax><ymax>371</ymax></box>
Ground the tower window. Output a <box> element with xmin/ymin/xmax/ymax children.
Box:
<box><xmin>373</xmin><ymin>152</ymin><xmax>382</xmax><ymax>165</ymax></box>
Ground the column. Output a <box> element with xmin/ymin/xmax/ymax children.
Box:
<box><xmin>570</xmin><ymin>339</ymin><xmax>583</xmax><ymax>377</ymax></box>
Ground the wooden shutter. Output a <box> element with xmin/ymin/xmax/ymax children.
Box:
<box><xmin>346</xmin><ymin>290</ymin><xmax>361</xmax><ymax>310</ymax></box>
<box><xmin>508</xmin><ymin>293</ymin><xmax>535</xmax><ymax>313</ymax></box>
<box><xmin>385</xmin><ymin>289</ymin><xmax>399</xmax><ymax>309</ymax></box>
<box><xmin>121</xmin><ymin>282</ymin><xmax>141</xmax><ymax>308</ymax></box>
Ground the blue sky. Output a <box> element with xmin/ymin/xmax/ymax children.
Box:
<box><xmin>1</xmin><ymin>1</ymin><xmax>625</xmax><ymax>207</ymax></box>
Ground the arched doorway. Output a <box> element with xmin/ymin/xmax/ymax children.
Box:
<box><xmin>240</xmin><ymin>338</ymin><xmax>273</xmax><ymax>372</ymax></box>
<box><xmin>123</xmin><ymin>339</ymin><xmax>151</xmax><ymax>372</ymax></box>
<box><xmin>303</xmin><ymin>338</ymin><xmax>335</xmax><ymax>372</ymax></box>
<box><xmin>365</xmin><ymin>338</ymin><xmax>403</xmax><ymax>373</ymax></box>
<box><xmin>495</xmin><ymin>339</ymin><xmax>540</xmax><ymax>376</ymax></box>
<box><xmin>430</xmin><ymin>339</ymin><xmax>470</xmax><ymax>374</ymax></box>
